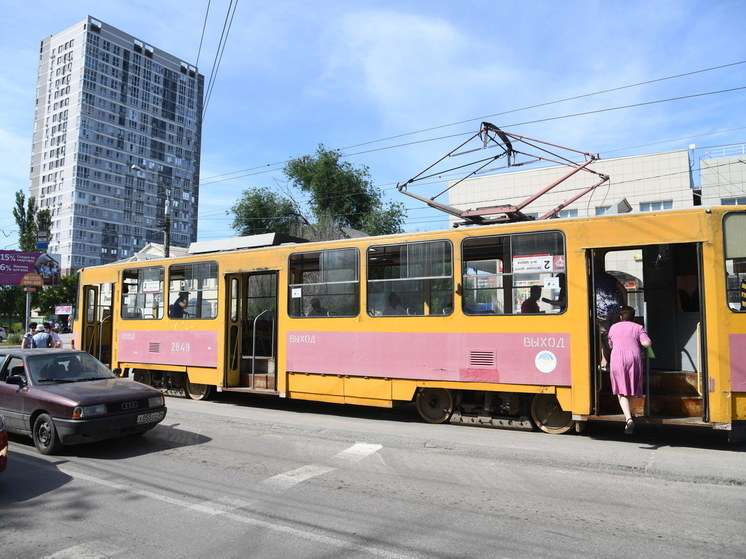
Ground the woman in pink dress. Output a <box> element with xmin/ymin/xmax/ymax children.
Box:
<box><xmin>607</xmin><ymin>305</ymin><xmax>652</xmax><ymax>434</ymax></box>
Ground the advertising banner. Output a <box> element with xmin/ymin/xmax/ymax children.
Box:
<box><xmin>0</xmin><ymin>251</ymin><xmax>61</xmax><ymax>286</ymax></box>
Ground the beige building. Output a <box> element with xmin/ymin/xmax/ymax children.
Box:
<box><xmin>448</xmin><ymin>149</ymin><xmax>695</xmax><ymax>222</ymax></box>
<box><xmin>699</xmin><ymin>145</ymin><xmax>746</xmax><ymax>207</ymax></box>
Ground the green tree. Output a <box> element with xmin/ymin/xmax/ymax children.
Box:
<box><xmin>13</xmin><ymin>190</ymin><xmax>39</xmax><ymax>252</ymax></box>
<box><xmin>230</xmin><ymin>187</ymin><xmax>302</xmax><ymax>236</ymax></box>
<box><xmin>0</xmin><ymin>286</ymin><xmax>26</xmax><ymax>329</ymax></box>
<box><xmin>283</xmin><ymin>145</ymin><xmax>405</xmax><ymax>235</ymax></box>
<box><xmin>33</xmin><ymin>274</ymin><xmax>78</xmax><ymax>317</ymax></box>
<box><xmin>12</xmin><ymin>190</ymin><xmax>51</xmax><ymax>252</ymax></box>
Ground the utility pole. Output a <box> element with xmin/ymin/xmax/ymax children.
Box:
<box><xmin>163</xmin><ymin>196</ymin><xmax>171</xmax><ymax>258</ymax></box>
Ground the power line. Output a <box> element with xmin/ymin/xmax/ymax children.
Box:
<box><xmin>195</xmin><ymin>0</ymin><xmax>212</xmax><ymax>67</ymax></box>
<box><xmin>203</xmin><ymin>0</ymin><xmax>239</xmax><ymax>120</ymax></box>
<box><xmin>199</xmin><ymin>60</ymin><xmax>746</xmax><ymax>184</ymax></box>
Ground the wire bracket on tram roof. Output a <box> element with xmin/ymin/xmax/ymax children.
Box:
<box><xmin>396</xmin><ymin>122</ymin><xmax>610</xmax><ymax>226</ymax></box>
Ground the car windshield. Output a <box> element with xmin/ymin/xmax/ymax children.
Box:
<box><xmin>27</xmin><ymin>353</ymin><xmax>116</xmax><ymax>384</ymax></box>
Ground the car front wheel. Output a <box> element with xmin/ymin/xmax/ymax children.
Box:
<box><xmin>33</xmin><ymin>413</ymin><xmax>63</xmax><ymax>455</ymax></box>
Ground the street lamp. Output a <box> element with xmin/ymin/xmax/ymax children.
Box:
<box><xmin>131</xmin><ymin>164</ymin><xmax>171</xmax><ymax>257</ymax></box>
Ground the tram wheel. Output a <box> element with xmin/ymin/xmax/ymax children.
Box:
<box><xmin>133</xmin><ymin>370</ymin><xmax>152</xmax><ymax>386</ymax></box>
<box><xmin>185</xmin><ymin>379</ymin><xmax>213</xmax><ymax>401</ymax></box>
<box><xmin>416</xmin><ymin>388</ymin><xmax>454</xmax><ymax>424</ymax></box>
<box><xmin>530</xmin><ymin>393</ymin><xmax>575</xmax><ymax>434</ymax></box>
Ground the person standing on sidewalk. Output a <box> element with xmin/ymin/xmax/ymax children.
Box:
<box><xmin>22</xmin><ymin>322</ymin><xmax>38</xmax><ymax>348</ymax></box>
<box><xmin>32</xmin><ymin>323</ymin><xmax>54</xmax><ymax>348</ymax></box>
<box><xmin>49</xmin><ymin>323</ymin><xmax>63</xmax><ymax>348</ymax></box>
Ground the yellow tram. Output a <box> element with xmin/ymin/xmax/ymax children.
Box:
<box><xmin>74</xmin><ymin>207</ymin><xmax>746</xmax><ymax>439</ymax></box>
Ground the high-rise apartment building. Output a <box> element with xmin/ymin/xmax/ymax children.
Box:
<box><xmin>30</xmin><ymin>16</ymin><xmax>203</xmax><ymax>272</ymax></box>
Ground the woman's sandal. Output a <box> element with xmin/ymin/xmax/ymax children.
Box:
<box><xmin>624</xmin><ymin>418</ymin><xmax>635</xmax><ymax>435</ymax></box>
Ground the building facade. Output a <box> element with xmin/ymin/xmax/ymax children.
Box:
<box><xmin>30</xmin><ymin>16</ymin><xmax>203</xmax><ymax>272</ymax></box>
<box><xmin>699</xmin><ymin>144</ymin><xmax>746</xmax><ymax>207</ymax></box>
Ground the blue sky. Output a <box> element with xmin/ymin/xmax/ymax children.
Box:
<box><xmin>1</xmin><ymin>0</ymin><xmax>745</xmax><ymax>246</ymax></box>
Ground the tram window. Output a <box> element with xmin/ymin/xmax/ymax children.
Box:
<box><xmin>462</xmin><ymin>231</ymin><xmax>566</xmax><ymax>315</ymax></box>
<box><xmin>168</xmin><ymin>261</ymin><xmax>218</xmax><ymax>319</ymax></box>
<box><xmin>288</xmin><ymin>248</ymin><xmax>359</xmax><ymax>317</ymax></box>
<box><xmin>99</xmin><ymin>283</ymin><xmax>113</xmax><ymax>321</ymax></box>
<box><xmin>367</xmin><ymin>240</ymin><xmax>453</xmax><ymax>317</ymax></box>
<box><xmin>121</xmin><ymin>266</ymin><xmax>164</xmax><ymax>319</ymax></box>
<box><xmin>724</xmin><ymin>212</ymin><xmax>746</xmax><ymax>312</ymax></box>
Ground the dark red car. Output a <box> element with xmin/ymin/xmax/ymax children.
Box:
<box><xmin>0</xmin><ymin>413</ymin><xmax>7</xmax><ymax>472</ymax></box>
<box><xmin>0</xmin><ymin>349</ymin><xmax>167</xmax><ymax>455</ymax></box>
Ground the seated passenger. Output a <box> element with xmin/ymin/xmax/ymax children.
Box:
<box><xmin>307</xmin><ymin>298</ymin><xmax>327</xmax><ymax>317</ymax></box>
<box><xmin>382</xmin><ymin>292</ymin><xmax>406</xmax><ymax>316</ymax></box>
<box><xmin>170</xmin><ymin>291</ymin><xmax>190</xmax><ymax>318</ymax></box>
<box><xmin>521</xmin><ymin>285</ymin><xmax>543</xmax><ymax>314</ymax></box>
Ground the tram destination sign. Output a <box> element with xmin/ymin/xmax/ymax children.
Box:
<box><xmin>0</xmin><ymin>250</ymin><xmax>61</xmax><ymax>286</ymax></box>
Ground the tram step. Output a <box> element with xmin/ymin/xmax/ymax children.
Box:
<box><xmin>239</xmin><ymin>373</ymin><xmax>275</xmax><ymax>390</ymax></box>
<box><xmin>600</xmin><ymin>393</ymin><xmax>702</xmax><ymax>417</ymax></box>
<box><xmin>647</xmin><ymin>370</ymin><xmax>701</xmax><ymax>396</ymax></box>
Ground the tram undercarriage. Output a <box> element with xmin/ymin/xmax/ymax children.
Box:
<box><xmin>415</xmin><ymin>387</ymin><xmax>575</xmax><ymax>434</ymax></box>
<box><xmin>132</xmin><ymin>369</ymin><xmax>214</xmax><ymax>401</ymax></box>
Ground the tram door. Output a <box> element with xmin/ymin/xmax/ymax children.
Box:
<box><xmin>226</xmin><ymin>272</ymin><xmax>278</xmax><ymax>392</ymax></box>
<box><xmin>80</xmin><ymin>283</ymin><xmax>114</xmax><ymax>367</ymax></box>
<box><xmin>590</xmin><ymin>244</ymin><xmax>706</xmax><ymax>421</ymax></box>
<box><xmin>225</xmin><ymin>274</ymin><xmax>243</xmax><ymax>388</ymax></box>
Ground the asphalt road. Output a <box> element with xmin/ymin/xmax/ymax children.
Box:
<box><xmin>1</xmin><ymin>391</ymin><xmax>745</xmax><ymax>558</ymax></box>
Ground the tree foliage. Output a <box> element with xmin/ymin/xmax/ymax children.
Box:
<box><xmin>231</xmin><ymin>146</ymin><xmax>406</xmax><ymax>240</ymax></box>
<box><xmin>0</xmin><ymin>286</ymin><xmax>26</xmax><ymax>328</ymax></box>
<box><xmin>12</xmin><ymin>190</ymin><xmax>51</xmax><ymax>252</ymax></box>
<box><xmin>284</xmin><ymin>145</ymin><xmax>405</xmax><ymax>235</ymax></box>
<box><xmin>13</xmin><ymin>191</ymin><xmax>39</xmax><ymax>252</ymax></box>
<box><xmin>230</xmin><ymin>187</ymin><xmax>302</xmax><ymax>236</ymax></box>
<box><xmin>33</xmin><ymin>274</ymin><xmax>79</xmax><ymax>317</ymax></box>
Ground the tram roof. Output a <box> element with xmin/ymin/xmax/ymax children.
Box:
<box><xmin>187</xmin><ymin>233</ymin><xmax>309</xmax><ymax>255</ymax></box>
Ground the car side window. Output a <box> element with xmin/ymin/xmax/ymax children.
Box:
<box><xmin>1</xmin><ymin>357</ymin><xmax>24</xmax><ymax>382</ymax></box>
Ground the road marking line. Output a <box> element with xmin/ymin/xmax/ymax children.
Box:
<box><xmin>56</xmin><ymin>462</ymin><xmax>414</xmax><ymax>559</ymax></box>
<box><xmin>190</xmin><ymin>496</ymin><xmax>254</xmax><ymax>515</ymax></box>
<box><xmin>333</xmin><ymin>442</ymin><xmax>383</xmax><ymax>463</ymax></box>
<box><xmin>264</xmin><ymin>464</ymin><xmax>336</xmax><ymax>490</ymax></box>
<box><xmin>264</xmin><ymin>442</ymin><xmax>383</xmax><ymax>490</ymax></box>
<box><xmin>43</xmin><ymin>541</ymin><xmax>123</xmax><ymax>559</ymax></box>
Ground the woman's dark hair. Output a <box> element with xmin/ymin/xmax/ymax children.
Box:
<box><xmin>619</xmin><ymin>305</ymin><xmax>635</xmax><ymax>321</ymax></box>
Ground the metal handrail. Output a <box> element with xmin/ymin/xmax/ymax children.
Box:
<box><xmin>251</xmin><ymin>309</ymin><xmax>275</xmax><ymax>378</ymax></box>
<box><xmin>98</xmin><ymin>313</ymin><xmax>112</xmax><ymax>361</ymax></box>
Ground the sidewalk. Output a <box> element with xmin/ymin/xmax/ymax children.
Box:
<box><xmin>1</xmin><ymin>331</ymin><xmax>74</xmax><ymax>349</ymax></box>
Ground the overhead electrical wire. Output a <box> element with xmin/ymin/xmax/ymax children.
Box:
<box><xmin>196</xmin><ymin>60</ymin><xmax>745</xmax><ymax>235</ymax></box>
<box><xmin>202</xmin><ymin>0</ymin><xmax>239</xmax><ymax>120</ymax></box>
<box><xmin>198</xmin><ymin>85</ymin><xmax>746</xmax><ymax>188</ymax></box>
<box><xmin>195</xmin><ymin>0</ymin><xmax>212</xmax><ymax>67</ymax></box>
<box><xmin>199</xmin><ymin>60</ymin><xmax>746</xmax><ymax>183</ymax></box>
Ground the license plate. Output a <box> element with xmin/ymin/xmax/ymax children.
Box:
<box><xmin>137</xmin><ymin>410</ymin><xmax>165</xmax><ymax>424</ymax></box>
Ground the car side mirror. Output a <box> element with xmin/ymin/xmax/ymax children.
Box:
<box><xmin>7</xmin><ymin>375</ymin><xmax>27</xmax><ymax>388</ymax></box>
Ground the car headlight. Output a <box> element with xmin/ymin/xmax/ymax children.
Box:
<box><xmin>149</xmin><ymin>395</ymin><xmax>164</xmax><ymax>408</ymax></box>
<box><xmin>72</xmin><ymin>404</ymin><xmax>107</xmax><ymax>418</ymax></box>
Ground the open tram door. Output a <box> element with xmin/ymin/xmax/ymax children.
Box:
<box><xmin>225</xmin><ymin>271</ymin><xmax>278</xmax><ymax>393</ymax></box>
<box><xmin>588</xmin><ymin>244</ymin><xmax>708</xmax><ymax>426</ymax></box>
<box><xmin>79</xmin><ymin>283</ymin><xmax>114</xmax><ymax>367</ymax></box>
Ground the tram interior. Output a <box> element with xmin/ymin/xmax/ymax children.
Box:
<box><xmin>596</xmin><ymin>243</ymin><xmax>704</xmax><ymax>422</ymax></box>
